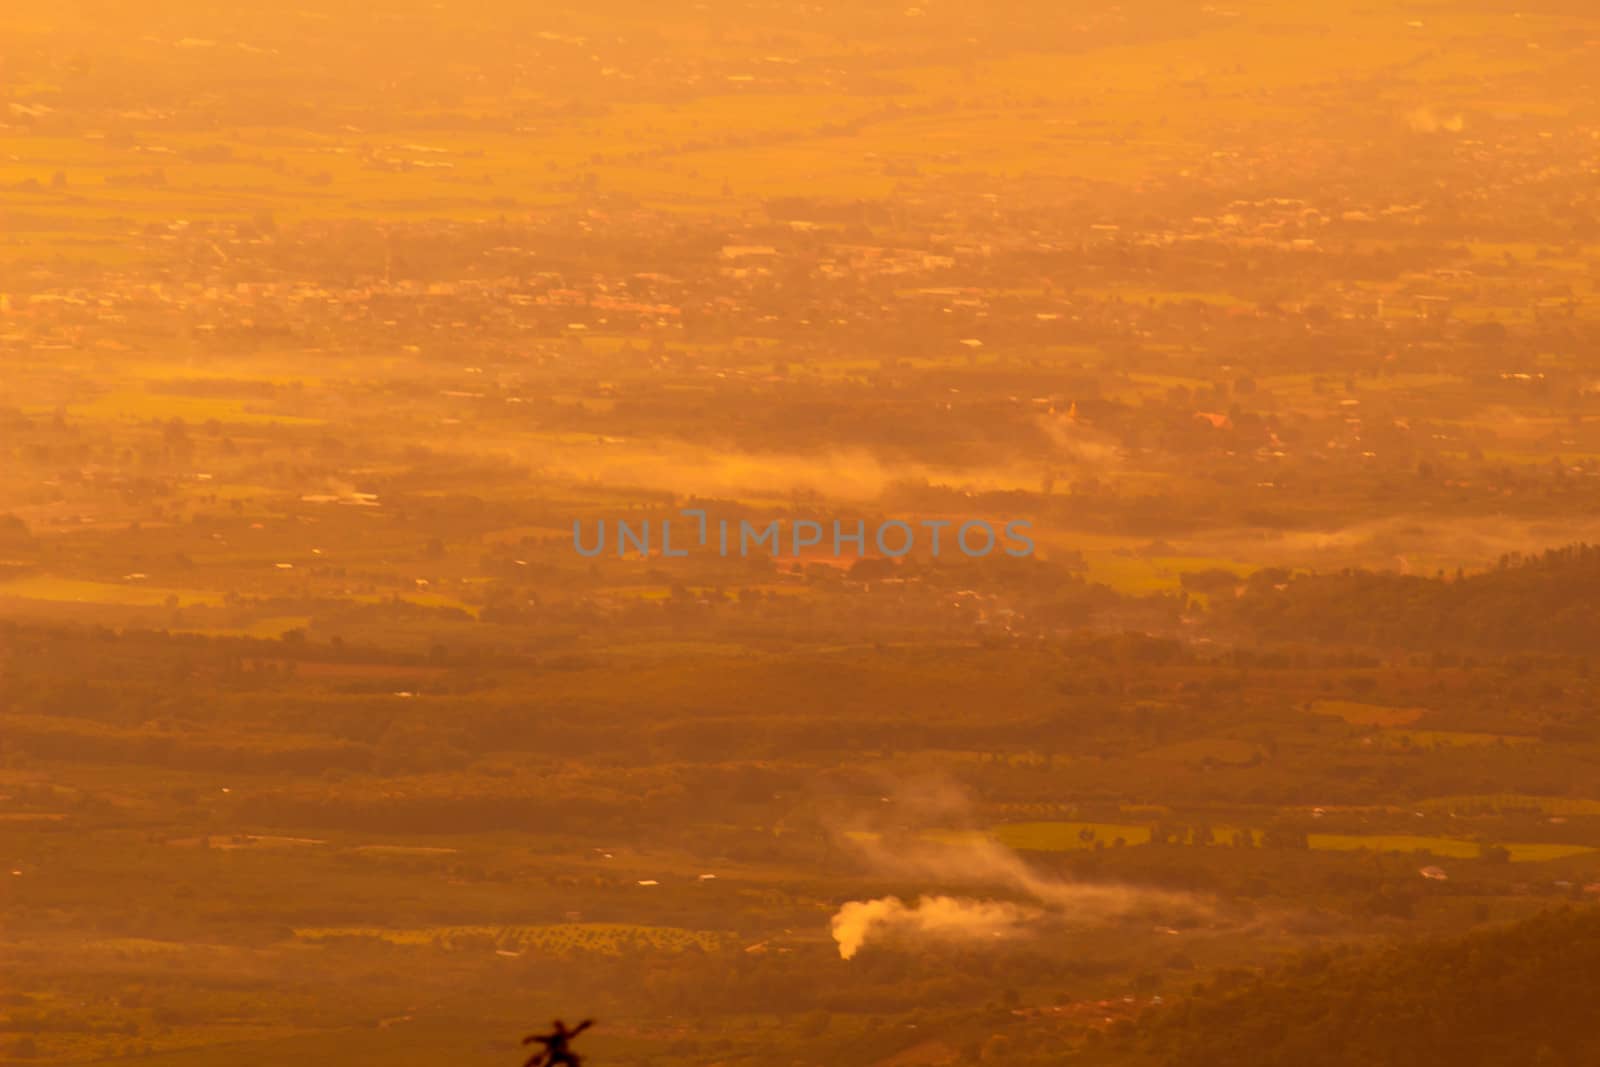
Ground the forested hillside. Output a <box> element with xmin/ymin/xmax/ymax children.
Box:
<box><xmin>1224</xmin><ymin>545</ymin><xmax>1600</xmax><ymax>654</ymax></box>
<box><xmin>1103</xmin><ymin>906</ymin><xmax>1600</xmax><ymax>1067</ymax></box>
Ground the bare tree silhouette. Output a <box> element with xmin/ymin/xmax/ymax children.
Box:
<box><xmin>522</xmin><ymin>1018</ymin><xmax>593</xmax><ymax>1067</ymax></box>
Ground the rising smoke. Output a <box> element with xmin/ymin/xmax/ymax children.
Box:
<box><xmin>828</xmin><ymin>779</ymin><xmax>1213</xmax><ymax>960</ymax></box>
<box><xmin>831</xmin><ymin>895</ymin><xmax>1038</xmax><ymax>961</ymax></box>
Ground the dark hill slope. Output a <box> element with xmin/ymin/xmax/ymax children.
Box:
<box><xmin>1120</xmin><ymin>906</ymin><xmax>1600</xmax><ymax>1067</ymax></box>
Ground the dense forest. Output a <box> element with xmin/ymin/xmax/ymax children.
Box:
<box><xmin>1223</xmin><ymin>545</ymin><xmax>1600</xmax><ymax>655</ymax></box>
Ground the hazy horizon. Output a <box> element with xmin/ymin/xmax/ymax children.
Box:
<box><xmin>4</xmin><ymin>2</ymin><xmax>1600</xmax><ymax>1065</ymax></box>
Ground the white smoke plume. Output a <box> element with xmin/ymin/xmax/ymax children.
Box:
<box><xmin>851</xmin><ymin>831</ymin><xmax>1207</xmax><ymax>919</ymax></box>
<box><xmin>831</xmin><ymin>895</ymin><xmax>1038</xmax><ymax>960</ymax></box>
<box><xmin>828</xmin><ymin>778</ymin><xmax>1213</xmax><ymax>959</ymax></box>
<box><xmin>1406</xmin><ymin>106</ymin><xmax>1464</xmax><ymax>133</ymax></box>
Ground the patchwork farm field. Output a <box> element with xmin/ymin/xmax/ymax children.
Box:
<box><xmin>7</xmin><ymin>0</ymin><xmax>1600</xmax><ymax>1064</ymax></box>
